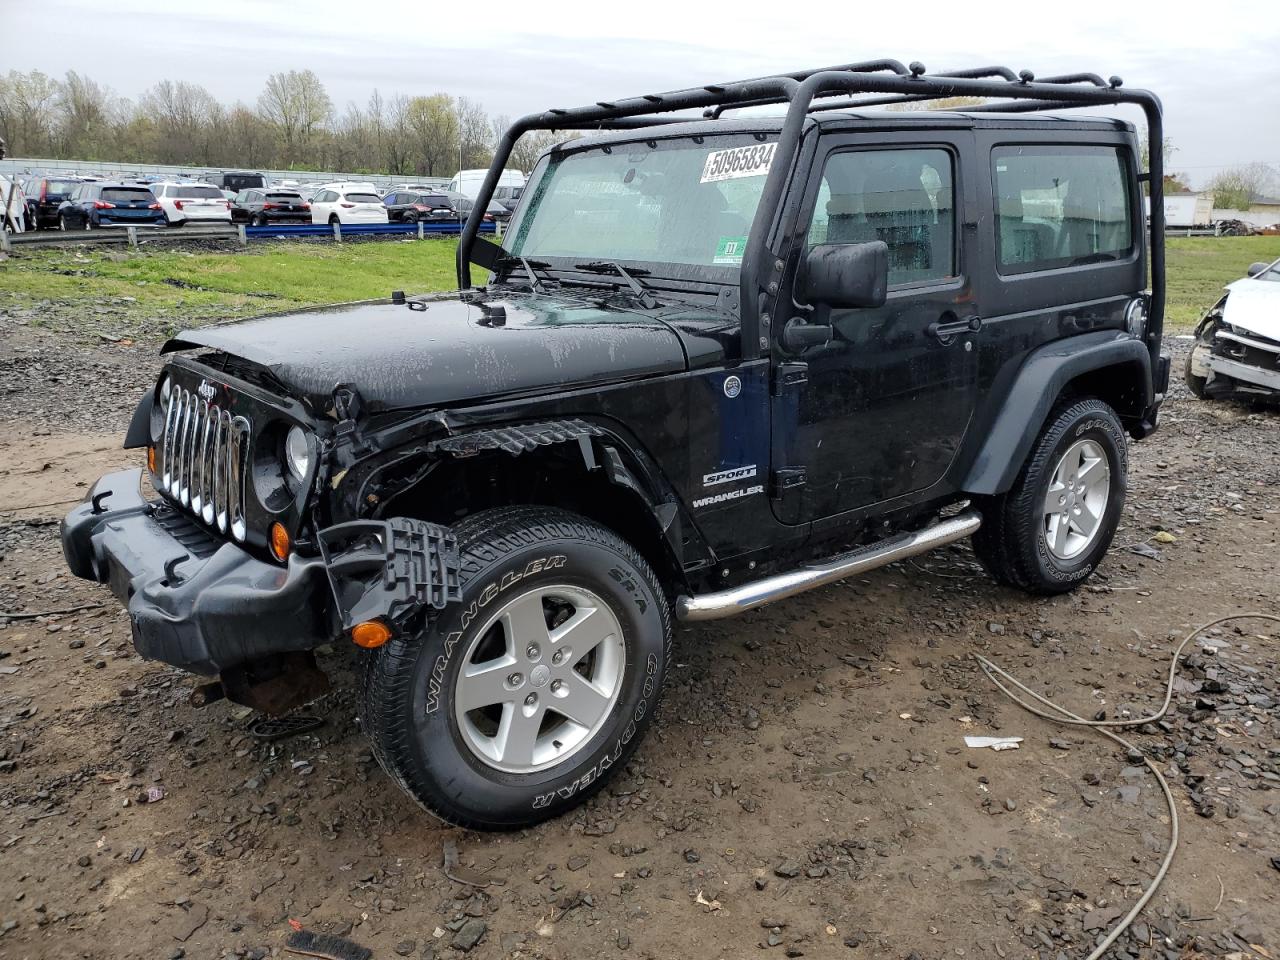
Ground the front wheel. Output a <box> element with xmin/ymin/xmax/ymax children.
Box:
<box><xmin>359</xmin><ymin>506</ymin><xmax>671</xmax><ymax>829</ymax></box>
<box><xmin>1184</xmin><ymin>341</ymin><xmax>1212</xmax><ymax>399</ymax></box>
<box><xmin>973</xmin><ymin>398</ymin><xmax>1127</xmax><ymax>594</ymax></box>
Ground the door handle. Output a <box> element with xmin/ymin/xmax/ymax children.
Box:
<box><xmin>927</xmin><ymin>315</ymin><xmax>982</xmax><ymax>340</ymax></box>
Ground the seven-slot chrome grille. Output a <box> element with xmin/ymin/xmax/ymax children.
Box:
<box><xmin>160</xmin><ymin>385</ymin><xmax>250</xmax><ymax>542</ymax></box>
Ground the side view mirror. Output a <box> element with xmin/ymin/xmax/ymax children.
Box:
<box><xmin>1246</xmin><ymin>261</ymin><xmax>1270</xmax><ymax>278</ymax></box>
<box><xmin>801</xmin><ymin>241</ymin><xmax>889</xmax><ymax>309</ymax></box>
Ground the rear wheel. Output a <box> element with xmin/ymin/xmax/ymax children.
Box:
<box><xmin>359</xmin><ymin>506</ymin><xmax>671</xmax><ymax>829</ymax></box>
<box><xmin>253</xmin><ymin>213</ymin><xmax>267</xmax><ymax>227</ymax></box>
<box><xmin>973</xmin><ymin>398</ymin><xmax>1127</xmax><ymax>594</ymax></box>
<box><xmin>58</xmin><ymin>215</ymin><xmax>67</xmax><ymax>231</ymax></box>
<box><xmin>404</xmin><ymin>211</ymin><xmax>419</xmax><ymax>223</ymax></box>
<box><xmin>328</xmin><ymin>215</ymin><xmax>340</xmax><ymax>226</ymax></box>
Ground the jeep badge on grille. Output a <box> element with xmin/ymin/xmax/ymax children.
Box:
<box><xmin>197</xmin><ymin>379</ymin><xmax>216</xmax><ymax>401</ymax></box>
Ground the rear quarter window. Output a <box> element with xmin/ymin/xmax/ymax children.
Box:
<box><xmin>992</xmin><ymin>145</ymin><xmax>1133</xmax><ymax>275</ymax></box>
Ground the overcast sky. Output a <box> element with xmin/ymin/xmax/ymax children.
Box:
<box><xmin>8</xmin><ymin>0</ymin><xmax>1280</xmax><ymax>188</ymax></box>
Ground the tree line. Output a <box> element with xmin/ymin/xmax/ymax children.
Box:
<box><xmin>0</xmin><ymin>69</ymin><xmax>564</xmax><ymax>175</ymax></box>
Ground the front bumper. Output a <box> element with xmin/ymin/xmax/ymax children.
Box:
<box><xmin>1208</xmin><ymin>355</ymin><xmax>1280</xmax><ymax>393</ymax></box>
<box><xmin>61</xmin><ymin>469</ymin><xmax>335</xmax><ymax>675</ymax></box>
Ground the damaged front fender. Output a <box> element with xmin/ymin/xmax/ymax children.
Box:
<box><xmin>318</xmin><ymin>518</ymin><xmax>461</xmax><ymax>631</ymax></box>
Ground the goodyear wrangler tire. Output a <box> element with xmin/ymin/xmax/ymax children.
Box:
<box><xmin>973</xmin><ymin>398</ymin><xmax>1127</xmax><ymax>595</ymax></box>
<box><xmin>359</xmin><ymin>506</ymin><xmax>671</xmax><ymax>830</ymax></box>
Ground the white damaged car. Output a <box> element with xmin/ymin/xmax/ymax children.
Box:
<box><xmin>1186</xmin><ymin>257</ymin><xmax>1280</xmax><ymax>401</ymax></box>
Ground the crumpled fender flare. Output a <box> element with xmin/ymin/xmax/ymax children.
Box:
<box><xmin>962</xmin><ymin>332</ymin><xmax>1152</xmax><ymax>496</ymax></box>
<box><xmin>123</xmin><ymin>391</ymin><xmax>154</xmax><ymax>449</ymax></box>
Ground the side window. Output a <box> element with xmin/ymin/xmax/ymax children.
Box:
<box><xmin>992</xmin><ymin>145</ymin><xmax>1132</xmax><ymax>274</ymax></box>
<box><xmin>807</xmin><ymin>148</ymin><xmax>955</xmax><ymax>287</ymax></box>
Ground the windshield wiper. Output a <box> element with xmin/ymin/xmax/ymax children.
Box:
<box><xmin>574</xmin><ymin>261</ymin><xmax>658</xmax><ymax>309</ymax></box>
<box><xmin>497</xmin><ymin>255</ymin><xmax>550</xmax><ymax>293</ymax></box>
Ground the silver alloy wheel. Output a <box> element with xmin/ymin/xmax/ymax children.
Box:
<box><xmin>1042</xmin><ymin>438</ymin><xmax>1111</xmax><ymax>560</ymax></box>
<box><xmin>453</xmin><ymin>584</ymin><xmax>626</xmax><ymax>774</ymax></box>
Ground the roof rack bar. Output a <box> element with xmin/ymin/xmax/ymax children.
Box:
<box><xmin>1037</xmin><ymin>72</ymin><xmax>1110</xmax><ymax>87</ymax></box>
<box><xmin>459</xmin><ymin>62</ymin><xmax>1164</xmax><ymax>373</ymax></box>
<box><xmin>809</xmin><ymin>68</ymin><xmax>1116</xmax><ymax>113</ymax></box>
<box><xmin>705</xmin><ymin>60</ymin><xmax>912</xmax><ymax>118</ymax></box>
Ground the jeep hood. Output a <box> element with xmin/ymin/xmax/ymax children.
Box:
<box><xmin>164</xmin><ymin>291</ymin><xmax>703</xmax><ymax>412</ymax></box>
<box><xmin>1222</xmin><ymin>277</ymin><xmax>1280</xmax><ymax>341</ymax></box>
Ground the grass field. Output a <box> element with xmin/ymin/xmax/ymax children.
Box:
<box><xmin>3</xmin><ymin>234</ymin><xmax>1278</xmax><ymax>340</ymax></box>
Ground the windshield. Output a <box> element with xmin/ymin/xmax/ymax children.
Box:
<box><xmin>173</xmin><ymin>185</ymin><xmax>223</xmax><ymax>199</ymax></box>
<box><xmin>101</xmin><ymin>188</ymin><xmax>154</xmax><ymax>203</ymax></box>
<box><xmin>506</xmin><ymin>136</ymin><xmax>777</xmax><ymax>271</ymax></box>
<box><xmin>1257</xmin><ymin>258</ymin><xmax>1280</xmax><ymax>282</ymax></box>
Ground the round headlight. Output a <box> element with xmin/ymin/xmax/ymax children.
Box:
<box><xmin>1124</xmin><ymin>297</ymin><xmax>1147</xmax><ymax>338</ymax></box>
<box><xmin>158</xmin><ymin>374</ymin><xmax>171</xmax><ymax>412</ymax></box>
<box><xmin>284</xmin><ymin>426</ymin><xmax>311</xmax><ymax>482</ymax></box>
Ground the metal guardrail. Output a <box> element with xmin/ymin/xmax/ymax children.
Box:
<box><xmin>1</xmin><ymin>219</ymin><xmax>498</xmax><ymax>252</ymax></box>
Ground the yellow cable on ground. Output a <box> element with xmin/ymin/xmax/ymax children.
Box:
<box><xmin>974</xmin><ymin>613</ymin><xmax>1280</xmax><ymax>960</ymax></box>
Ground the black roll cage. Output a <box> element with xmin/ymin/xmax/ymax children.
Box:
<box><xmin>458</xmin><ymin>59</ymin><xmax>1164</xmax><ymax>369</ymax></box>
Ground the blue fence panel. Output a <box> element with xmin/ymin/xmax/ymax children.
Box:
<box><xmin>243</xmin><ymin>221</ymin><xmax>497</xmax><ymax>240</ymax></box>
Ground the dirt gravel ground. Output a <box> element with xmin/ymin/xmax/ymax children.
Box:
<box><xmin>0</xmin><ymin>308</ymin><xmax>1277</xmax><ymax>960</ymax></box>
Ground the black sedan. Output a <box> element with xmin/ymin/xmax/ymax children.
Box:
<box><xmin>382</xmin><ymin>190</ymin><xmax>460</xmax><ymax>223</ymax></box>
<box><xmin>25</xmin><ymin>176</ymin><xmax>84</xmax><ymax>229</ymax></box>
<box><xmin>56</xmin><ymin>183</ymin><xmax>165</xmax><ymax>230</ymax></box>
<box><xmin>230</xmin><ymin>189</ymin><xmax>311</xmax><ymax>225</ymax></box>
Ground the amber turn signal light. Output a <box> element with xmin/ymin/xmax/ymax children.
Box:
<box><xmin>268</xmin><ymin>522</ymin><xmax>291</xmax><ymax>562</ymax></box>
<box><xmin>351</xmin><ymin>620</ymin><xmax>392</xmax><ymax>649</ymax></box>
<box><xmin>146</xmin><ymin>445</ymin><xmax>157</xmax><ymax>473</ymax></box>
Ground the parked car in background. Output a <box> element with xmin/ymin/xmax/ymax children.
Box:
<box><xmin>1</xmin><ymin>175</ymin><xmax>31</xmax><ymax>233</ymax></box>
<box><xmin>1186</xmin><ymin>257</ymin><xmax>1280</xmax><ymax>402</ymax></box>
<box><xmin>438</xmin><ymin>189</ymin><xmax>507</xmax><ymax>222</ymax></box>
<box><xmin>151</xmin><ymin>182</ymin><xmax>232</xmax><ymax>226</ymax></box>
<box><xmin>208</xmin><ymin>171</ymin><xmax>267</xmax><ymax>194</ymax></box>
<box><xmin>56</xmin><ymin>182</ymin><xmax>165</xmax><ymax>230</ymax></box>
<box><xmin>23</xmin><ymin>176</ymin><xmax>84</xmax><ymax>230</ymax></box>
<box><xmin>231</xmin><ymin>188</ymin><xmax>311</xmax><ymax>225</ymax></box>
<box><xmin>493</xmin><ymin>183</ymin><xmax>523</xmax><ymax>216</ymax></box>
<box><xmin>309</xmin><ymin>184</ymin><xmax>389</xmax><ymax>225</ymax></box>
<box><xmin>381</xmin><ymin>190</ymin><xmax>459</xmax><ymax>223</ymax></box>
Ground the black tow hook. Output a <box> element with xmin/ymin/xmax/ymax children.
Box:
<box><xmin>163</xmin><ymin>553</ymin><xmax>190</xmax><ymax>586</ymax></box>
<box><xmin>90</xmin><ymin>489</ymin><xmax>113</xmax><ymax>515</ymax></box>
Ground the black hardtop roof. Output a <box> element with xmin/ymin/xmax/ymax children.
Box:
<box><xmin>562</xmin><ymin>111</ymin><xmax>1134</xmax><ymax>152</ymax></box>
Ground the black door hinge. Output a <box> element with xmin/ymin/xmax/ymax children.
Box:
<box><xmin>771</xmin><ymin>361</ymin><xmax>808</xmax><ymax>397</ymax></box>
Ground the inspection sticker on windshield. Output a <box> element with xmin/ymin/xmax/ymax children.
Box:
<box><xmin>713</xmin><ymin>236</ymin><xmax>748</xmax><ymax>265</ymax></box>
<box><xmin>700</xmin><ymin>143</ymin><xmax>777</xmax><ymax>183</ymax></box>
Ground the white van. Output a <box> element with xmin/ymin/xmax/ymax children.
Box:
<box><xmin>446</xmin><ymin>168</ymin><xmax>524</xmax><ymax>200</ymax></box>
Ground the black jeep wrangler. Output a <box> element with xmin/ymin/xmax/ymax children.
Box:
<box><xmin>62</xmin><ymin>61</ymin><xmax>1170</xmax><ymax>829</ymax></box>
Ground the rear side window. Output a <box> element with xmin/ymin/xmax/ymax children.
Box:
<box><xmin>808</xmin><ymin>147</ymin><xmax>956</xmax><ymax>287</ymax></box>
<box><xmin>992</xmin><ymin>145</ymin><xmax>1133</xmax><ymax>275</ymax></box>
<box><xmin>47</xmin><ymin>180</ymin><xmax>79</xmax><ymax>197</ymax></box>
<box><xmin>101</xmin><ymin>188</ymin><xmax>154</xmax><ymax>203</ymax></box>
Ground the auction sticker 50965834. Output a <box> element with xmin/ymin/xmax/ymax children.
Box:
<box><xmin>701</xmin><ymin>143</ymin><xmax>777</xmax><ymax>183</ymax></box>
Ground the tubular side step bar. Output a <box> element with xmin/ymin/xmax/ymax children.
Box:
<box><xmin>675</xmin><ymin>510</ymin><xmax>982</xmax><ymax>621</ymax></box>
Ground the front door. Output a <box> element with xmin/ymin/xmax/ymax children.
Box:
<box><xmin>771</xmin><ymin>136</ymin><xmax>981</xmax><ymax>523</ymax></box>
